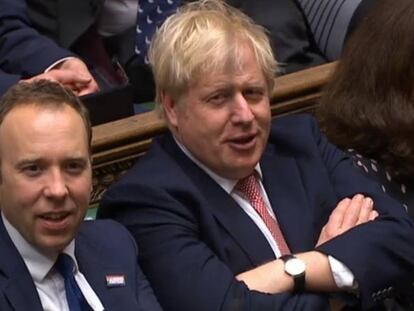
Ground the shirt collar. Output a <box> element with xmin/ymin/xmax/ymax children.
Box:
<box><xmin>1</xmin><ymin>212</ymin><xmax>77</xmax><ymax>282</ymax></box>
<box><xmin>173</xmin><ymin>135</ymin><xmax>263</xmax><ymax>194</ymax></box>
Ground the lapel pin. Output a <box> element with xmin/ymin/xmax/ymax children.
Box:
<box><xmin>106</xmin><ymin>274</ymin><xmax>126</xmax><ymax>287</ymax></box>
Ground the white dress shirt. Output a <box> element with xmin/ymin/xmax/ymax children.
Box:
<box><xmin>174</xmin><ymin>137</ymin><xmax>356</xmax><ymax>289</ymax></box>
<box><xmin>2</xmin><ymin>213</ymin><xmax>104</xmax><ymax>311</ymax></box>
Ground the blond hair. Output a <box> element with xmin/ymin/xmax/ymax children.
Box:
<box><xmin>149</xmin><ymin>0</ymin><xmax>277</xmax><ymax>106</ymax></box>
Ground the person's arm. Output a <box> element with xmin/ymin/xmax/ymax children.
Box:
<box><xmin>24</xmin><ymin>58</ymin><xmax>99</xmax><ymax>95</ymax></box>
<box><xmin>0</xmin><ymin>0</ymin><xmax>98</xmax><ymax>95</ymax></box>
<box><xmin>306</xmin><ymin>116</ymin><xmax>414</xmax><ymax>309</ymax></box>
<box><xmin>124</xmin><ymin>231</ymin><xmax>164</xmax><ymax>311</ymax></box>
<box><xmin>0</xmin><ymin>70</ymin><xmax>21</xmax><ymax>96</ymax></box>
<box><xmin>98</xmin><ymin>184</ymin><xmax>331</xmax><ymax>311</ymax></box>
<box><xmin>236</xmin><ymin>194</ymin><xmax>378</xmax><ymax>293</ymax></box>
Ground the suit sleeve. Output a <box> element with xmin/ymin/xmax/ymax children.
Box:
<box><xmin>0</xmin><ymin>0</ymin><xmax>73</xmax><ymax>82</ymax></box>
<box><xmin>0</xmin><ymin>70</ymin><xmax>20</xmax><ymax>96</ymax></box>
<box><xmin>99</xmin><ymin>184</ymin><xmax>331</xmax><ymax>311</ymax></box>
<box><xmin>129</xmin><ymin>233</ymin><xmax>163</xmax><ymax>311</ymax></box>
<box><xmin>304</xmin><ymin>117</ymin><xmax>414</xmax><ymax>309</ymax></box>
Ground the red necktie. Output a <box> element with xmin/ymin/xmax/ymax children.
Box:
<box><xmin>236</xmin><ymin>173</ymin><xmax>291</xmax><ymax>255</ymax></box>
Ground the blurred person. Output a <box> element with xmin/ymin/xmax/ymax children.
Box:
<box><xmin>318</xmin><ymin>0</ymin><xmax>414</xmax><ymax>218</ymax></box>
<box><xmin>295</xmin><ymin>0</ymin><xmax>376</xmax><ymax>61</ymax></box>
<box><xmin>318</xmin><ymin>2</ymin><xmax>414</xmax><ymax>308</ymax></box>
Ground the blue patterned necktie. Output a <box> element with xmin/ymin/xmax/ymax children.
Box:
<box><xmin>55</xmin><ymin>254</ymin><xmax>93</xmax><ymax>311</ymax></box>
<box><xmin>135</xmin><ymin>0</ymin><xmax>181</xmax><ymax>63</ymax></box>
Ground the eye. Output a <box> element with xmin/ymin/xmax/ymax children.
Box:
<box><xmin>65</xmin><ymin>161</ymin><xmax>87</xmax><ymax>175</ymax></box>
<box><xmin>207</xmin><ymin>91</ymin><xmax>231</xmax><ymax>106</ymax></box>
<box><xmin>22</xmin><ymin>164</ymin><xmax>42</xmax><ymax>177</ymax></box>
<box><xmin>243</xmin><ymin>88</ymin><xmax>265</xmax><ymax>102</ymax></box>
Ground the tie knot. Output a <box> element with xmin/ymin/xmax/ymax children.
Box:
<box><xmin>235</xmin><ymin>172</ymin><xmax>261</xmax><ymax>202</ymax></box>
<box><xmin>56</xmin><ymin>253</ymin><xmax>75</xmax><ymax>280</ymax></box>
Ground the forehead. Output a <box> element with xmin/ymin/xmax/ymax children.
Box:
<box><xmin>191</xmin><ymin>45</ymin><xmax>265</xmax><ymax>90</ymax></box>
<box><xmin>0</xmin><ymin>104</ymin><xmax>89</xmax><ymax>158</ymax></box>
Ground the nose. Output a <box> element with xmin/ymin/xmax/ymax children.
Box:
<box><xmin>231</xmin><ymin>93</ymin><xmax>254</xmax><ymax>124</ymax></box>
<box><xmin>44</xmin><ymin>169</ymin><xmax>68</xmax><ymax>200</ymax></box>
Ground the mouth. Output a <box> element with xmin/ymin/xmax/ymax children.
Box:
<box><xmin>227</xmin><ymin>133</ymin><xmax>258</xmax><ymax>150</ymax></box>
<box><xmin>38</xmin><ymin>211</ymin><xmax>73</xmax><ymax>231</ymax></box>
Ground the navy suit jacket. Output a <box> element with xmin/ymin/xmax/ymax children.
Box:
<box><xmin>0</xmin><ymin>217</ymin><xmax>163</xmax><ymax>311</ymax></box>
<box><xmin>98</xmin><ymin>114</ymin><xmax>414</xmax><ymax>311</ymax></box>
<box><xmin>0</xmin><ymin>0</ymin><xmax>73</xmax><ymax>95</ymax></box>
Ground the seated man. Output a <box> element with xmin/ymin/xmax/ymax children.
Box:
<box><xmin>97</xmin><ymin>1</ymin><xmax>414</xmax><ymax>310</ymax></box>
<box><xmin>0</xmin><ymin>80</ymin><xmax>162</xmax><ymax>310</ymax></box>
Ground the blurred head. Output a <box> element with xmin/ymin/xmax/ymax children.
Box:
<box><xmin>0</xmin><ymin>80</ymin><xmax>92</xmax><ymax>256</ymax></box>
<box><xmin>318</xmin><ymin>0</ymin><xmax>414</xmax><ymax>184</ymax></box>
<box><xmin>149</xmin><ymin>0</ymin><xmax>277</xmax><ymax>179</ymax></box>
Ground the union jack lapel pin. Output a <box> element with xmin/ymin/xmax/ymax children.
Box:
<box><xmin>106</xmin><ymin>274</ymin><xmax>126</xmax><ymax>287</ymax></box>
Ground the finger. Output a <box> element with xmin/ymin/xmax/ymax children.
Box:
<box><xmin>77</xmin><ymin>80</ymin><xmax>100</xmax><ymax>96</ymax></box>
<box><xmin>368</xmin><ymin>210</ymin><xmax>379</xmax><ymax>221</ymax></box>
<box><xmin>356</xmin><ymin>197</ymin><xmax>374</xmax><ymax>225</ymax></box>
<box><xmin>46</xmin><ymin>69</ymin><xmax>92</xmax><ymax>86</ymax></box>
<box><xmin>341</xmin><ymin>194</ymin><xmax>365</xmax><ymax>229</ymax></box>
<box><xmin>317</xmin><ymin>199</ymin><xmax>349</xmax><ymax>246</ymax></box>
<box><xmin>25</xmin><ymin>75</ymin><xmax>59</xmax><ymax>83</ymax></box>
<box><xmin>324</xmin><ymin>198</ymin><xmax>351</xmax><ymax>234</ymax></box>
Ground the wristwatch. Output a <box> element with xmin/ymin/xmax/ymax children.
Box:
<box><xmin>280</xmin><ymin>254</ymin><xmax>306</xmax><ymax>292</ymax></box>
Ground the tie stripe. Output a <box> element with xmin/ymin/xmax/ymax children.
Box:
<box><xmin>236</xmin><ymin>173</ymin><xmax>290</xmax><ymax>255</ymax></box>
<box><xmin>56</xmin><ymin>254</ymin><xmax>92</xmax><ymax>311</ymax></box>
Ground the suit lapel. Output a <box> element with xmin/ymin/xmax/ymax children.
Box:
<box><xmin>163</xmin><ymin>134</ymin><xmax>275</xmax><ymax>266</ymax></box>
<box><xmin>3</xmin><ymin>273</ymin><xmax>44</xmax><ymax>311</ymax></box>
<box><xmin>0</xmin><ymin>219</ymin><xmax>43</xmax><ymax>311</ymax></box>
<box><xmin>260</xmin><ymin>149</ymin><xmax>315</xmax><ymax>253</ymax></box>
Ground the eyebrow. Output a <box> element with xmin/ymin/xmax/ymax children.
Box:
<box><xmin>16</xmin><ymin>156</ymin><xmax>89</xmax><ymax>167</ymax></box>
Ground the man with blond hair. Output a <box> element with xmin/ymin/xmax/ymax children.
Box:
<box><xmin>98</xmin><ymin>1</ymin><xmax>414</xmax><ymax>310</ymax></box>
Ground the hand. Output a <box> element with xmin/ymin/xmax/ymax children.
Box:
<box><xmin>24</xmin><ymin>58</ymin><xmax>99</xmax><ymax>95</ymax></box>
<box><xmin>316</xmin><ymin>194</ymin><xmax>378</xmax><ymax>246</ymax></box>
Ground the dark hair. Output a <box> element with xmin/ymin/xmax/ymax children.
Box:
<box><xmin>0</xmin><ymin>80</ymin><xmax>92</xmax><ymax>152</ymax></box>
<box><xmin>317</xmin><ymin>0</ymin><xmax>414</xmax><ymax>185</ymax></box>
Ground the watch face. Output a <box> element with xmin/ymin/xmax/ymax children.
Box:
<box><xmin>285</xmin><ymin>258</ymin><xmax>306</xmax><ymax>276</ymax></box>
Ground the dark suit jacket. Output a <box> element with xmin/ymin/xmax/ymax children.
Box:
<box><xmin>228</xmin><ymin>0</ymin><xmax>327</xmax><ymax>74</ymax></box>
<box><xmin>0</xmin><ymin>217</ymin><xmax>163</xmax><ymax>311</ymax></box>
<box><xmin>0</xmin><ymin>0</ymin><xmax>73</xmax><ymax>95</ymax></box>
<box><xmin>25</xmin><ymin>0</ymin><xmax>103</xmax><ymax>50</ymax></box>
<box><xmin>98</xmin><ymin>115</ymin><xmax>414</xmax><ymax>311</ymax></box>
<box><xmin>0</xmin><ymin>0</ymin><xmax>145</xmax><ymax>99</ymax></box>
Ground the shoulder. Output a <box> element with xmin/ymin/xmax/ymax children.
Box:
<box><xmin>269</xmin><ymin>114</ymin><xmax>323</xmax><ymax>149</ymax></box>
<box><xmin>77</xmin><ymin>220</ymin><xmax>137</xmax><ymax>254</ymax></box>
<box><xmin>271</xmin><ymin>113</ymin><xmax>319</xmax><ymax>133</ymax></box>
<box><xmin>79</xmin><ymin>219</ymin><xmax>132</xmax><ymax>239</ymax></box>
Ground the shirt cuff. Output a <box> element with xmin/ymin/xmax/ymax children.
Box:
<box><xmin>44</xmin><ymin>57</ymin><xmax>78</xmax><ymax>72</ymax></box>
<box><xmin>328</xmin><ymin>255</ymin><xmax>358</xmax><ymax>290</ymax></box>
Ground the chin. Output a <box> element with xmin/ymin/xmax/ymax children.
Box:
<box><xmin>38</xmin><ymin>237</ymin><xmax>72</xmax><ymax>254</ymax></box>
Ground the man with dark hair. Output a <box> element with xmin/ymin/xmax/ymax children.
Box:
<box><xmin>0</xmin><ymin>80</ymin><xmax>162</xmax><ymax>311</ymax></box>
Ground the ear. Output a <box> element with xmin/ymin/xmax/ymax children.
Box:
<box><xmin>161</xmin><ymin>91</ymin><xmax>179</xmax><ymax>128</ymax></box>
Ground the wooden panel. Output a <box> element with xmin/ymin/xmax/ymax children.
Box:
<box><xmin>90</xmin><ymin>62</ymin><xmax>336</xmax><ymax>204</ymax></box>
